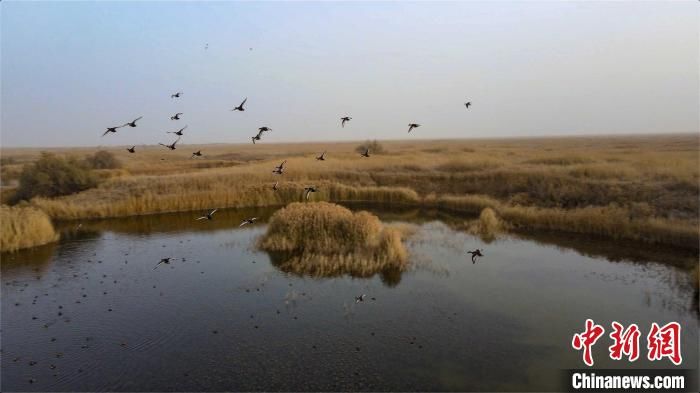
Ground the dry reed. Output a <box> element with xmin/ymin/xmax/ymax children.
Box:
<box><xmin>259</xmin><ymin>202</ymin><xmax>408</xmax><ymax>275</ymax></box>
<box><xmin>0</xmin><ymin>205</ymin><xmax>59</xmax><ymax>252</ymax></box>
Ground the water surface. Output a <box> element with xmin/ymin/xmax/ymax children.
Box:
<box><xmin>2</xmin><ymin>205</ymin><xmax>697</xmax><ymax>391</ymax></box>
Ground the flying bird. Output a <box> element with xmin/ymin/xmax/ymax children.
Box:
<box><xmin>122</xmin><ymin>117</ymin><xmax>143</xmax><ymax>128</ymax></box>
<box><xmin>467</xmin><ymin>249</ymin><xmax>484</xmax><ymax>264</ymax></box>
<box><xmin>465</xmin><ymin>102</ymin><xmax>472</xmax><ymax>109</ymax></box>
<box><xmin>272</xmin><ymin>160</ymin><xmax>286</xmax><ymax>175</ymax></box>
<box><xmin>205</xmin><ymin>43</ymin><xmax>209</xmax><ymax>50</ymax></box>
<box><xmin>168</xmin><ymin>125</ymin><xmax>187</xmax><ymax>136</ymax></box>
<box><xmin>316</xmin><ymin>151</ymin><xmax>326</xmax><ymax>161</ymax></box>
<box><xmin>360</xmin><ymin>148</ymin><xmax>370</xmax><ymax>158</ymax></box>
<box><xmin>231</xmin><ymin>98</ymin><xmax>247</xmax><ymax>111</ymax></box>
<box><xmin>272</xmin><ymin>181</ymin><xmax>279</xmax><ymax>191</ymax></box>
<box><xmin>159</xmin><ymin>136</ymin><xmax>181</xmax><ymax>150</ymax></box>
<box><xmin>153</xmin><ymin>257</ymin><xmax>173</xmax><ymax>270</ymax></box>
<box><xmin>407</xmin><ymin>123</ymin><xmax>421</xmax><ymax>133</ymax></box>
<box><xmin>341</xmin><ymin>116</ymin><xmax>352</xmax><ymax>128</ymax></box>
<box><xmin>196</xmin><ymin>209</ymin><xmax>217</xmax><ymax>221</ymax></box>
<box><xmin>126</xmin><ymin>146</ymin><xmax>136</xmax><ymax>153</ymax></box>
<box><xmin>170</xmin><ymin>113</ymin><xmax>183</xmax><ymax>120</ymax></box>
<box><xmin>355</xmin><ymin>294</ymin><xmax>366</xmax><ymax>303</ymax></box>
<box><xmin>102</xmin><ymin>125</ymin><xmax>123</xmax><ymax>137</ymax></box>
<box><xmin>191</xmin><ymin>150</ymin><xmax>202</xmax><ymax>158</ymax></box>
<box><xmin>240</xmin><ymin>217</ymin><xmax>257</xmax><ymax>227</ymax></box>
<box><xmin>171</xmin><ymin>91</ymin><xmax>182</xmax><ymax>98</ymax></box>
<box><xmin>303</xmin><ymin>186</ymin><xmax>317</xmax><ymax>200</ymax></box>
<box><xmin>252</xmin><ymin>127</ymin><xmax>272</xmax><ymax>144</ymax></box>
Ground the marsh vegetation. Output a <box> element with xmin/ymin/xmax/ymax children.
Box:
<box><xmin>259</xmin><ymin>202</ymin><xmax>409</xmax><ymax>279</ymax></box>
<box><xmin>0</xmin><ymin>205</ymin><xmax>58</xmax><ymax>252</ymax></box>
<box><xmin>1</xmin><ymin>134</ymin><xmax>697</xmax><ymax>250</ymax></box>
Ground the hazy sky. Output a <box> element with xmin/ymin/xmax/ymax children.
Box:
<box><xmin>1</xmin><ymin>1</ymin><xmax>698</xmax><ymax>147</ymax></box>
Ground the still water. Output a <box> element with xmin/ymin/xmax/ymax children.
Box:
<box><xmin>2</xmin><ymin>205</ymin><xmax>698</xmax><ymax>391</ymax></box>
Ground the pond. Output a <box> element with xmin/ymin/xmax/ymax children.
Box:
<box><xmin>2</xmin><ymin>204</ymin><xmax>698</xmax><ymax>391</ymax></box>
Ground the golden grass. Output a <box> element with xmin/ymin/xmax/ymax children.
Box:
<box><xmin>259</xmin><ymin>202</ymin><xmax>408</xmax><ymax>276</ymax></box>
<box><xmin>0</xmin><ymin>205</ymin><xmax>59</xmax><ymax>252</ymax></box>
<box><xmin>2</xmin><ymin>134</ymin><xmax>698</xmax><ymax>249</ymax></box>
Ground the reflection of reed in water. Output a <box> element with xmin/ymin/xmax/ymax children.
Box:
<box><xmin>1</xmin><ymin>242</ymin><xmax>57</xmax><ymax>275</ymax></box>
<box><xmin>259</xmin><ymin>202</ymin><xmax>409</xmax><ymax>286</ymax></box>
<box><xmin>267</xmin><ymin>251</ymin><xmax>404</xmax><ymax>286</ymax></box>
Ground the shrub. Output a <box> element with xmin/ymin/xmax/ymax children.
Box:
<box><xmin>355</xmin><ymin>140</ymin><xmax>385</xmax><ymax>155</ymax></box>
<box><xmin>0</xmin><ymin>205</ymin><xmax>59</xmax><ymax>252</ymax></box>
<box><xmin>13</xmin><ymin>153</ymin><xmax>98</xmax><ymax>202</ymax></box>
<box><xmin>85</xmin><ymin>150</ymin><xmax>121</xmax><ymax>169</ymax></box>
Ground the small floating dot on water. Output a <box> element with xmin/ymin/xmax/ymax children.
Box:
<box><xmin>29</xmin><ymin>360</ymin><xmax>37</xmax><ymax>366</ymax></box>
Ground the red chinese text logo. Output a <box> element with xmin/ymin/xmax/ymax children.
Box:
<box><xmin>572</xmin><ymin>320</ymin><xmax>682</xmax><ymax>366</ymax></box>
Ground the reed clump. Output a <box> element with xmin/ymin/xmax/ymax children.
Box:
<box><xmin>259</xmin><ymin>202</ymin><xmax>408</xmax><ymax>275</ymax></box>
<box><xmin>0</xmin><ymin>205</ymin><xmax>59</xmax><ymax>252</ymax></box>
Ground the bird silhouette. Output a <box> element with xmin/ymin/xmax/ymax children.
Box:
<box><xmin>126</xmin><ymin>146</ymin><xmax>136</xmax><ymax>153</ymax></box>
<box><xmin>341</xmin><ymin>116</ymin><xmax>352</xmax><ymax>127</ymax></box>
<box><xmin>360</xmin><ymin>148</ymin><xmax>370</xmax><ymax>158</ymax></box>
<box><xmin>272</xmin><ymin>181</ymin><xmax>279</xmax><ymax>191</ymax></box>
<box><xmin>355</xmin><ymin>294</ymin><xmax>366</xmax><ymax>303</ymax></box>
<box><xmin>122</xmin><ymin>117</ymin><xmax>143</xmax><ymax>128</ymax></box>
<box><xmin>272</xmin><ymin>160</ymin><xmax>286</xmax><ymax>175</ymax></box>
<box><xmin>170</xmin><ymin>112</ymin><xmax>183</xmax><ymax>120</ymax></box>
<box><xmin>102</xmin><ymin>125</ymin><xmax>123</xmax><ymax>137</ymax></box>
<box><xmin>467</xmin><ymin>249</ymin><xmax>484</xmax><ymax>264</ymax></box>
<box><xmin>168</xmin><ymin>125</ymin><xmax>187</xmax><ymax>136</ymax></box>
<box><xmin>231</xmin><ymin>98</ymin><xmax>247</xmax><ymax>111</ymax></box>
<box><xmin>196</xmin><ymin>209</ymin><xmax>217</xmax><ymax>220</ymax></box>
<box><xmin>240</xmin><ymin>217</ymin><xmax>257</xmax><ymax>227</ymax></box>
<box><xmin>303</xmin><ymin>186</ymin><xmax>317</xmax><ymax>200</ymax></box>
<box><xmin>153</xmin><ymin>257</ymin><xmax>173</xmax><ymax>270</ymax></box>
<box><xmin>191</xmin><ymin>150</ymin><xmax>202</xmax><ymax>158</ymax></box>
<box><xmin>465</xmin><ymin>102</ymin><xmax>472</xmax><ymax>109</ymax></box>
<box><xmin>159</xmin><ymin>136</ymin><xmax>181</xmax><ymax>150</ymax></box>
<box><xmin>408</xmin><ymin>123</ymin><xmax>421</xmax><ymax>133</ymax></box>
<box><xmin>316</xmin><ymin>151</ymin><xmax>326</xmax><ymax>161</ymax></box>
<box><xmin>171</xmin><ymin>92</ymin><xmax>182</xmax><ymax>98</ymax></box>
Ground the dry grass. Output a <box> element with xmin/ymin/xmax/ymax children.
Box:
<box><xmin>2</xmin><ymin>134</ymin><xmax>698</xmax><ymax>249</ymax></box>
<box><xmin>259</xmin><ymin>202</ymin><xmax>408</xmax><ymax>277</ymax></box>
<box><xmin>0</xmin><ymin>205</ymin><xmax>59</xmax><ymax>252</ymax></box>
<box><xmin>260</xmin><ymin>202</ymin><xmax>407</xmax><ymax>258</ymax></box>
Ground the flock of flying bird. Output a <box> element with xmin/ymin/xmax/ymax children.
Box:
<box><xmin>101</xmin><ymin>92</ymin><xmax>483</xmax><ymax>269</ymax></box>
